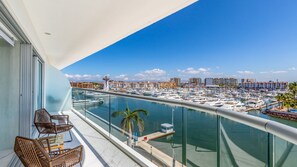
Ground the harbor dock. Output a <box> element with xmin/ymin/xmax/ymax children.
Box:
<box><xmin>138</xmin><ymin>131</ymin><xmax>175</xmax><ymax>141</ymax></box>
<box><xmin>136</xmin><ymin>131</ymin><xmax>185</xmax><ymax>167</ymax></box>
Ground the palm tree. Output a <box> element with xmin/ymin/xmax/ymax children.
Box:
<box><xmin>275</xmin><ymin>93</ymin><xmax>285</xmax><ymax>109</ymax></box>
<box><xmin>289</xmin><ymin>82</ymin><xmax>297</xmax><ymax>99</ymax></box>
<box><xmin>112</xmin><ymin>107</ymin><xmax>148</xmax><ymax>146</ymax></box>
<box><xmin>283</xmin><ymin>93</ymin><xmax>294</xmax><ymax>112</ymax></box>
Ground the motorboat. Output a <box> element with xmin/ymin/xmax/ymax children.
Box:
<box><xmin>246</xmin><ymin>99</ymin><xmax>265</xmax><ymax>108</ymax></box>
<box><xmin>233</xmin><ymin>102</ymin><xmax>247</xmax><ymax>112</ymax></box>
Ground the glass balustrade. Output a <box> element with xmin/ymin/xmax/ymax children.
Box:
<box><xmin>219</xmin><ymin>117</ymin><xmax>268</xmax><ymax>167</ymax></box>
<box><xmin>71</xmin><ymin>88</ymin><xmax>297</xmax><ymax>167</ymax></box>
<box><xmin>273</xmin><ymin>135</ymin><xmax>297</xmax><ymax>167</ymax></box>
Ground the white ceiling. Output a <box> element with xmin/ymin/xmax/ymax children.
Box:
<box><xmin>3</xmin><ymin>0</ymin><xmax>197</xmax><ymax>69</ymax></box>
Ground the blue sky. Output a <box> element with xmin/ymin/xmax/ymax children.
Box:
<box><xmin>62</xmin><ymin>0</ymin><xmax>297</xmax><ymax>82</ymax></box>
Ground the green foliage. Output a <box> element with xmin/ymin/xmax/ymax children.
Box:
<box><xmin>111</xmin><ymin>106</ymin><xmax>148</xmax><ymax>144</ymax></box>
<box><xmin>276</xmin><ymin>82</ymin><xmax>297</xmax><ymax>111</ymax></box>
<box><xmin>289</xmin><ymin>82</ymin><xmax>297</xmax><ymax>97</ymax></box>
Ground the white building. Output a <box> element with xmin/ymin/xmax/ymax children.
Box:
<box><xmin>240</xmin><ymin>81</ymin><xmax>288</xmax><ymax>90</ymax></box>
<box><xmin>205</xmin><ymin>78</ymin><xmax>214</xmax><ymax>86</ymax></box>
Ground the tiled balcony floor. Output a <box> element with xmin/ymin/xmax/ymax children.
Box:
<box><xmin>60</xmin><ymin>110</ymin><xmax>140</xmax><ymax>167</ymax></box>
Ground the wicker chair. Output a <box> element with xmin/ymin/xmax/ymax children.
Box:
<box><xmin>14</xmin><ymin>136</ymin><xmax>83</xmax><ymax>167</ymax></box>
<box><xmin>34</xmin><ymin>108</ymin><xmax>74</xmax><ymax>142</ymax></box>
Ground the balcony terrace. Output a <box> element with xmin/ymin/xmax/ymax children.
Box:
<box><xmin>1</xmin><ymin>0</ymin><xmax>297</xmax><ymax>167</ymax></box>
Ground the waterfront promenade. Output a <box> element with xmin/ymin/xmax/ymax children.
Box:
<box><xmin>137</xmin><ymin>141</ymin><xmax>184</xmax><ymax>167</ymax></box>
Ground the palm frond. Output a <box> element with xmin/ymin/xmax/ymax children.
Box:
<box><xmin>136</xmin><ymin>118</ymin><xmax>145</xmax><ymax>133</ymax></box>
<box><xmin>125</xmin><ymin>107</ymin><xmax>131</xmax><ymax>115</ymax></box>
<box><xmin>111</xmin><ymin>111</ymin><xmax>126</xmax><ymax>118</ymax></box>
<box><xmin>132</xmin><ymin>109</ymin><xmax>149</xmax><ymax>116</ymax></box>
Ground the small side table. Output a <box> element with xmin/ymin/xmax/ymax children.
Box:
<box><xmin>38</xmin><ymin>134</ymin><xmax>64</xmax><ymax>153</ymax></box>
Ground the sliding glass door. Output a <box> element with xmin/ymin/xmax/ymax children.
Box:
<box><xmin>31</xmin><ymin>55</ymin><xmax>44</xmax><ymax>134</ymax></box>
<box><xmin>33</xmin><ymin>56</ymin><xmax>43</xmax><ymax>111</ymax></box>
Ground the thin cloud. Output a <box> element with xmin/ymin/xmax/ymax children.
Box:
<box><xmin>115</xmin><ymin>74</ymin><xmax>129</xmax><ymax>81</ymax></box>
<box><xmin>177</xmin><ymin>67</ymin><xmax>210</xmax><ymax>74</ymax></box>
<box><xmin>272</xmin><ymin>70</ymin><xmax>287</xmax><ymax>74</ymax></box>
<box><xmin>288</xmin><ymin>67</ymin><xmax>296</xmax><ymax>71</ymax></box>
<box><xmin>260</xmin><ymin>70</ymin><xmax>288</xmax><ymax>74</ymax></box>
<box><xmin>134</xmin><ymin>69</ymin><xmax>167</xmax><ymax>81</ymax></box>
<box><xmin>65</xmin><ymin>74</ymin><xmax>101</xmax><ymax>81</ymax></box>
<box><xmin>237</xmin><ymin>71</ymin><xmax>254</xmax><ymax>75</ymax></box>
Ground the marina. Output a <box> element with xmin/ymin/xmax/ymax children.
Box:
<box><xmin>78</xmin><ymin>87</ymin><xmax>283</xmax><ymax>113</ymax></box>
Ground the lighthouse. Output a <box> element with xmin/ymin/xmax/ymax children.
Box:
<box><xmin>103</xmin><ymin>76</ymin><xmax>110</xmax><ymax>91</ymax></box>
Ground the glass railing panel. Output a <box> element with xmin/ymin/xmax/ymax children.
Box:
<box><xmin>109</xmin><ymin>94</ymin><xmax>128</xmax><ymax>141</ymax></box>
<box><xmin>72</xmin><ymin>88</ymin><xmax>86</xmax><ymax>115</ymax></box>
<box><xmin>185</xmin><ymin>109</ymin><xmax>218</xmax><ymax>167</ymax></box>
<box><xmin>84</xmin><ymin>91</ymin><xmax>110</xmax><ymax>133</ymax></box>
<box><xmin>109</xmin><ymin>95</ymin><xmax>183</xmax><ymax>166</ymax></box>
<box><xmin>147</xmin><ymin>106</ymin><xmax>183</xmax><ymax>166</ymax></box>
<box><xmin>219</xmin><ymin>117</ymin><xmax>268</xmax><ymax>167</ymax></box>
<box><xmin>273</xmin><ymin>135</ymin><xmax>297</xmax><ymax>167</ymax></box>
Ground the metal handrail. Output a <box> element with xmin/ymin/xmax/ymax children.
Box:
<box><xmin>73</xmin><ymin>88</ymin><xmax>297</xmax><ymax>145</ymax></box>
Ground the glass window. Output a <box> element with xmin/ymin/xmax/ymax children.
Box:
<box><xmin>0</xmin><ymin>33</ymin><xmax>21</xmax><ymax>160</ymax></box>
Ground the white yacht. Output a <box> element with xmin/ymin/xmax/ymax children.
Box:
<box><xmin>233</xmin><ymin>102</ymin><xmax>247</xmax><ymax>112</ymax></box>
<box><xmin>221</xmin><ymin>104</ymin><xmax>234</xmax><ymax>110</ymax></box>
<box><xmin>192</xmin><ymin>97</ymin><xmax>207</xmax><ymax>104</ymax></box>
<box><xmin>246</xmin><ymin>99</ymin><xmax>265</xmax><ymax>108</ymax></box>
<box><xmin>212</xmin><ymin>101</ymin><xmax>224</xmax><ymax>107</ymax></box>
<box><xmin>204</xmin><ymin>97</ymin><xmax>220</xmax><ymax>106</ymax></box>
<box><xmin>143</xmin><ymin>91</ymin><xmax>154</xmax><ymax>96</ymax></box>
<box><xmin>166</xmin><ymin>94</ymin><xmax>183</xmax><ymax>101</ymax></box>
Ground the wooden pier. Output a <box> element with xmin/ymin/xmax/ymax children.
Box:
<box><xmin>138</xmin><ymin>131</ymin><xmax>175</xmax><ymax>142</ymax></box>
<box><xmin>135</xmin><ymin>131</ymin><xmax>185</xmax><ymax>167</ymax></box>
